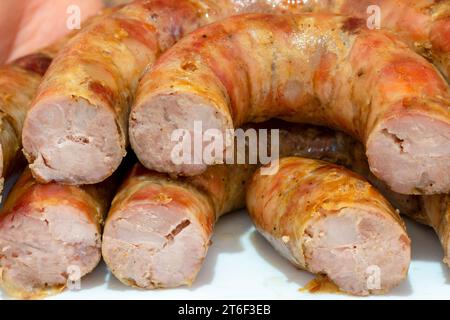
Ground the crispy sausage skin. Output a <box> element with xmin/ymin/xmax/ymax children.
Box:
<box><xmin>131</xmin><ymin>13</ymin><xmax>450</xmax><ymax>195</ymax></box>
<box><xmin>21</xmin><ymin>0</ymin><xmax>308</xmax><ymax>186</ymax></box>
<box><xmin>102</xmin><ymin>123</ymin><xmax>414</xmax><ymax>292</ymax></box>
<box><xmin>0</xmin><ymin>168</ymin><xmax>117</xmax><ymax>299</ymax></box>
<box><xmin>0</xmin><ymin>46</ymin><xmax>61</xmax><ymax>201</ymax></box>
<box><xmin>420</xmin><ymin>195</ymin><xmax>450</xmax><ymax>266</ymax></box>
<box><xmin>247</xmin><ymin>157</ymin><xmax>410</xmax><ymax>296</ymax></box>
<box><xmin>312</xmin><ymin>0</ymin><xmax>450</xmax><ymax>81</ymax></box>
<box><xmin>102</xmin><ymin>164</ymin><xmax>219</xmax><ymax>288</ymax></box>
<box><xmin>0</xmin><ymin>60</ymin><xmax>42</xmax><ymax>198</ymax></box>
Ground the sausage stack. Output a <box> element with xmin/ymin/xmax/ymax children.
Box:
<box><xmin>0</xmin><ymin>0</ymin><xmax>448</xmax><ymax>298</ymax></box>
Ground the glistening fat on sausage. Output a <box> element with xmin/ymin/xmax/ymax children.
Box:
<box><xmin>130</xmin><ymin>13</ymin><xmax>450</xmax><ymax>195</ymax></box>
<box><xmin>246</xmin><ymin>157</ymin><xmax>410</xmax><ymax>296</ymax></box>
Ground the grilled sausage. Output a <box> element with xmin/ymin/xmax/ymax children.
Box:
<box><xmin>246</xmin><ymin>157</ymin><xmax>410</xmax><ymax>296</ymax></box>
<box><xmin>311</xmin><ymin>0</ymin><xmax>450</xmax><ymax>81</ymax></box>
<box><xmin>0</xmin><ymin>168</ymin><xmax>118</xmax><ymax>299</ymax></box>
<box><xmin>102</xmin><ymin>122</ymin><xmax>415</xmax><ymax>292</ymax></box>
<box><xmin>0</xmin><ymin>39</ymin><xmax>71</xmax><ymax>201</ymax></box>
<box><xmin>0</xmin><ymin>7</ymin><xmax>116</xmax><ymax>201</ymax></box>
<box><xmin>21</xmin><ymin>0</ymin><xmax>309</xmax><ymax>186</ymax></box>
<box><xmin>0</xmin><ymin>59</ymin><xmax>43</xmax><ymax>198</ymax></box>
<box><xmin>131</xmin><ymin>13</ymin><xmax>450</xmax><ymax>195</ymax></box>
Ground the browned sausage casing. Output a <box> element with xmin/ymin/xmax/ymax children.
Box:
<box><xmin>102</xmin><ymin>123</ymin><xmax>413</xmax><ymax>293</ymax></box>
<box><xmin>247</xmin><ymin>157</ymin><xmax>410</xmax><ymax>296</ymax></box>
<box><xmin>0</xmin><ymin>8</ymin><xmax>115</xmax><ymax>201</ymax></box>
<box><xmin>0</xmin><ymin>47</ymin><xmax>59</xmax><ymax>200</ymax></box>
<box><xmin>21</xmin><ymin>0</ymin><xmax>308</xmax><ymax>186</ymax></box>
<box><xmin>131</xmin><ymin>13</ymin><xmax>450</xmax><ymax>195</ymax></box>
<box><xmin>311</xmin><ymin>0</ymin><xmax>450</xmax><ymax>81</ymax></box>
<box><xmin>0</xmin><ymin>168</ymin><xmax>118</xmax><ymax>299</ymax></box>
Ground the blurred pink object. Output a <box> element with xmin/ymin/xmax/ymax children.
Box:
<box><xmin>0</xmin><ymin>0</ymin><xmax>103</xmax><ymax>63</ymax></box>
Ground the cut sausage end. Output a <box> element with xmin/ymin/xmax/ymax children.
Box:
<box><xmin>22</xmin><ymin>97</ymin><xmax>124</xmax><ymax>185</ymax></box>
<box><xmin>130</xmin><ymin>93</ymin><xmax>232</xmax><ymax>176</ymax></box>
<box><xmin>0</xmin><ymin>204</ymin><xmax>101</xmax><ymax>299</ymax></box>
<box><xmin>303</xmin><ymin>208</ymin><xmax>410</xmax><ymax>296</ymax></box>
<box><xmin>102</xmin><ymin>202</ymin><xmax>211</xmax><ymax>289</ymax></box>
<box><xmin>367</xmin><ymin>113</ymin><xmax>450</xmax><ymax>195</ymax></box>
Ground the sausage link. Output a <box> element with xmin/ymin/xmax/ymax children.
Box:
<box><xmin>21</xmin><ymin>0</ymin><xmax>309</xmax><ymax>186</ymax></box>
<box><xmin>312</xmin><ymin>0</ymin><xmax>450</xmax><ymax>81</ymax></box>
<box><xmin>246</xmin><ymin>157</ymin><xmax>410</xmax><ymax>296</ymax></box>
<box><xmin>0</xmin><ymin>63</ymin><xmax>40</xmax><ymax>196</ymax></box>
<box><xmin>131</xmin><ymin>13</ymin><xmax>450</xmax><ymax>195</ymax></box>
<box><xmin>102</xmin><ymin>164</ymin><xmax>217</xmax><ymax>288</ymax></box>
<box><xmin>0</xmin><ymin>44</ymin><xmax>70</xmax><ymax>202</ymax></box>
<box><xmin>118</xmin><ymin>0</ymin><xmax>450</xmax><ymax>86</ymax></box>
<box><xmin>102</xmin><ymin>122</ymin><xmax>415</xmax><ymax>291</ymax></box>
<box><xmin>0</xmin><ymin>8</ymin><xmax>116</xmax><ymax>201</ymax></box>
<box><xmin>0</xmin><ymin>168</ymin><xmax>119</xmax><ymax>299</ymax></box>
